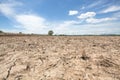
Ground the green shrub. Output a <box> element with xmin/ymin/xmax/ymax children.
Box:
<box><xmin>19</xmin><ymin>32</ymin><xmax>22</xmax><ymax>34</ymax></box>
<box><xmin>0</xmin><ymin>30</ymin><xmax>3</xmax><ymax>33</ymax></box>
<box><xmin>48</xmin><ymin>30</ymin><xmax>54</xmax><ymax>36</ymax></box>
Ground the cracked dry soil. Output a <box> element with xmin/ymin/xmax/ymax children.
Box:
<box><xmin>0</xmin><ymin>36</ymin><xmax>120</xmax><ymax>80</ymax></box>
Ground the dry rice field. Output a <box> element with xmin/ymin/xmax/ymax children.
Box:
<box><xmin>0</xmin><ymin>36</ymin><xmax>120</xmax><ymax>80</ymax></box>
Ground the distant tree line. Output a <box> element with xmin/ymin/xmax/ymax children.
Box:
<box><xmin>0</xmin><ymin>29</ymin><xmax>119</xmax><ymax>36</ymax></box>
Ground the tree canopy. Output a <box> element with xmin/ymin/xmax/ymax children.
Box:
<box><xmin>48</xmin><ymin>30</ymin><xmax>54</xmax><ymax>36</ymax></box>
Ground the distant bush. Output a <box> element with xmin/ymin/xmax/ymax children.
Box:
<box><xmin>0</xmin><ymin>30</ymin><xmax>3</xmax><ymax>33</ymax></box>
<box><xmin>19</xmin><ymin>32</ymin><xmax>22</xmax><ymax>34</ymax></box>
<box><xmin>48</xmin><ymin>30</ymin><xmax>54</xmax><ymax>36</ymax></box>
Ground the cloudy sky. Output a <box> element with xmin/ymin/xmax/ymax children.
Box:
<box><xmin>0</xmin><ymin>0</ymin><xmax>120</xmax><ymax>35</ymax></box>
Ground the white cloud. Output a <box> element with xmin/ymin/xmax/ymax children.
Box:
<box><xmin>55</xmin><ymin>21</ymin><xmax>77</xmax><ymax>31</ymax></box>
<box><xmin>77</xmin><ymin>11</ymin><xmax>117</xmax><ymax>24</ymax></box>
<box><xmin>58</xmin><ymin>20</ymin><xmax>83</xmax><ymax>28</ymax></box>
<box><xmin>101</xmin><ymin>6</ymin><xmax>120</xmax><ymax>13</ymax></box>
<box><xmin>87</xmin><ymin>0</ymin><xmax>104</xmax><ymax>9</ymax></box>
<box><xmin>86</xmin><ymin>17</ymin><xmax>117</xmax><ymax>23</ymax></box>
<box><xmin>69</xmin><ymin>10</ymin><xmax>78</xmax><ymax>15</ymax></box>
<box><xmin>0</xmin><ymin>1</ymin><xmax>49</xmax><ymax>33</ymax></box>
<box><xmin>113</xmin><ymin>12</ymin><xmax>120</xmax><ymax>18</ymax></box>
<box><xmin>0</xmin><ymin>1</ymin><xmax>22</xmax><ymax>17</ymax></box>
<box><xmin>0</xmin><ymin>3</ymin><xmax>15</xmax><ymax>16</ymax></box>
<box><xmin>15</xmin><ymin>14</ymin><xmax>48</xmax><ymax>32</ymax></box>
<box><xmin>77</xmin><ymin>12</ymin><xmax>96</xmax><ymax>19</ymax></box>
<box><xmin>54</xmin><ymin>20</ymin><xmax>83</xmax><ymax>34</ymax></box>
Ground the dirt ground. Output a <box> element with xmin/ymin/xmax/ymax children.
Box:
<box><xmin>0</xmin><ymin>36</ymin><xmax>120</xmax><ymax>80</ymax></box>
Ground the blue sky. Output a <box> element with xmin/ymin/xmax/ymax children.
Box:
<box><xmin>0</xmin><ymin>0</ymin><xmax>120</xmax><ymax>34</ymax></box>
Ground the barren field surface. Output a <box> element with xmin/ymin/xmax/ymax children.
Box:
<box><xmin>0</xmin><ymin>36</ymin><xmax>120</xmax><ymax>80</ymax></box>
